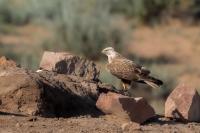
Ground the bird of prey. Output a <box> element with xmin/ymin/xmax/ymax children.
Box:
<box><xmin>102</xmin><ymin>47</ymin><xmax>163</xmax><ymax>90</ymax></box>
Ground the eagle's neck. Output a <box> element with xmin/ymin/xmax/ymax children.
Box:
<box><xmin>107</xmin><ymin>52</ymin><xmax>122</xmax><ymax>63</ymax></box>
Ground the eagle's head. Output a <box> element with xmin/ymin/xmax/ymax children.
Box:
<box><xmin>102</xmin><ymin>47</ymin><xmax>120</xmax><ymax>63</ymax></box>
<box><xmin>101</xmin><ymin>47</ymin><xmax>115</xmax><ymax>55</ymax></box>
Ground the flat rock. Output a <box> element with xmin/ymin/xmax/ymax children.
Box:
<box><xmin>165</xmin><ymin>83</ymin><xmax>200</xmax><ymax>122</ymax></box>
<box><xmin>96</xmin><ymin>92</ymin><xmax>155</xmax><ymax>124</ymax></box>
<box><xmin>39</xmin><ymin>51</ymin><xmax>99</xmax><ymax>81</ymax></box>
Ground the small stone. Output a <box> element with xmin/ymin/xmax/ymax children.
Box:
<box><xmin>121</xmin><ymin>122</ymin><xmax>141</xmax><ymax>131</ymax></box>
<box><xmin>27</xmin><ymin>116</ymin><xmax>38</xmax><ymax>122</ymax></box>
<box><xmin>15</xmin><ymin>123</ymin><xmax>21</xmax><ymax>128</ymax></box>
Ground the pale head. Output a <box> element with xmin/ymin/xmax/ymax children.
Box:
<box><xmin>101</xmin><ymin>47</ymin><xmax>115</xmax><ymax>55</ymax></box>
<box><xmin>102</xmin><ymin>47</ymin><xmax>120</xmax><ymax>63</ymax></box>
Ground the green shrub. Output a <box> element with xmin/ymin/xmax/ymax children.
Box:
<box><xmin>0</xmin><ymin>0</ymin><xmax>200</xmax><ymax>25</ymax></box>
<box><xmin>52</xmin><ymin>0</ymin><xmax>128</xmax><ymax>59</ymax></box>
<box><xmin>109</xmin><ymin>0</ymin><xmax>168</xmax><ymax>23</ymax></box>
<box><xmin>0</xmin><ymin>44</ymin><xmax>41</xmax><ymax>70</ymax></box>
<box><xmin>0</xmin><ymin>0</ymin><xmax>129</xmax><ymax>59</ymax></box>
<box><xmin>109</xmin><ymin>0</ymin><xmax>200</xmax><ymax>23</ymax></box>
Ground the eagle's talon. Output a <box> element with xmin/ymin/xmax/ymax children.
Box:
<box><xmin>122</xmin><ymin>83</ymin><xmax>127</xmax><ymax>91</ymax></box>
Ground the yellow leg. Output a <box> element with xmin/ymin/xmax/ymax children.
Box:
<box><xmin>122</xmin><ymin>83</ymin><xmax>126</xmax><ymax>90</ymax></box>
<box><xmin>122</xmin><ymin>83</ymin><xmax>129</xmax><ymax>91</ymax></box>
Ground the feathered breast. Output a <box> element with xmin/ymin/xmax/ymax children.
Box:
<box><xmin>106</xmin><ymin>58</ymin><xmax>140</xmax><ymax>81</ymax></box>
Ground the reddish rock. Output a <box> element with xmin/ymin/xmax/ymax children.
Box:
<box><xmin>165</xmin><ymin>84</ymin><xmax>200</xmax><ymax>122</ymax></box>
<box><xmin>0</xmin><ymin>65</ymin><xmax>101</xmax><ymax>116</ymax></box>
<box><xmin>39</xmin><ymin>51</ymin><xmax>99</xmax><ymax>81</ymax></box>
<box><xmin>0</xmin><ymin>56</ymin><xmax>18</xmax><ymax>68</ymax></box>
<box><xmin>0</xmin><ymin>67</ymin><xmax>41</xmax><ymax>115</ymax></box>
<box><xmin>96</xmin><ymin>92</ymin><xmax>155</xmax><ymax>124</ymax></box>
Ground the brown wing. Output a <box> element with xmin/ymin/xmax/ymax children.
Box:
<box><xmin>106</xmin><ymin>58</ymin><xmax>150</xmax><ymax>81</ymax></box>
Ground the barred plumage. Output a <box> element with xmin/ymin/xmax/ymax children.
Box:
<box><xmin>102</xmin><ymin>47</ymin><xmax>163</xmax><ymax>90</ymax></box>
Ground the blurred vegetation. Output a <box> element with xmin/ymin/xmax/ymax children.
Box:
<box><xmin>110</xmin><ymin>0</ymin><xmax>200</xmax><ymax>23</ymax></box>
<box><xmin>1</xmin><ymin>0</ymin><xmax>200</xmax><ymax>25</ymax></box>
<box><xmin>0</xmin><ymin>0</ymin><xmax>199</xmax><ymax>60</ymax></box>
<box><xmin>0</xmin><ymin>0</ymin><xmax>199</xmax><ymax>59</ymax></box>
<box><xmin>0</xmin><ymin>0</ymin><xmax>129</xmax><ymax>60</ymax></box>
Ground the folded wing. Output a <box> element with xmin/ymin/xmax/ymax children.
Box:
<box><xmin>106</xmin><ymin>58</ymin><xmax>150</xmax><ymax>81</ymax></box>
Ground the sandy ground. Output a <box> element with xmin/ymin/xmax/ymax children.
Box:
<box><xmin>0</xmin><ymin>114</ymin><xmax>199</xmax><ymax>133</ymax></box>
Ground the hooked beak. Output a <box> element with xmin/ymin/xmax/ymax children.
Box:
<box><xmin>101</xmin><ymin>49</ymin><xmax>106</xmax><ymax>54</ymax></box>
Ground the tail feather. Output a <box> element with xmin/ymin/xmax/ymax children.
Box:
<box><xmin>144</xmin><ymin>80</ymin><xmax>160</xmax><ymax>89</ymax></box>
<box><xmin>141</xmin><ymin>76</ymin><xmax>163</xmax><ymax>89</ymax></box>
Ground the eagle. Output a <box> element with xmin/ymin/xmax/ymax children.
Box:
<box><xmin>102</xmin><ymin>47</ymin><xmax>163</xmax><ymax>90</ymax></box>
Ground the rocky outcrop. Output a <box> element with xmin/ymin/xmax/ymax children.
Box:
<box><xmin>0</xmin><ymin>68</ymin><xmax>98</xmax><ymax>116</ymax></box>
<box><xmin>165</xmin><ymin>84</ymin><xmax>200</xmax><ymax>122</ymax></box>
<box><xmin>0</xmin><ymin>53</ymin><xmax>156</xmax><ymax>122</ymax></box>
<box><xmin>0</xmin><ymin>56</ymin><xmax>113</xmax><ymax>116</ymax></box>
<box><xmin>39</xmin><ymin>51</ymin><xmax>99</xmax><ymax>81</ymax></box>
<box><xmin>0</xmin><ymin>66</ymin><xmax>40</xmax><ymax>115</ymax></box>
<box><xmin>96</xmin><ymin>92</ymin><xmax>155</xmax><ymax>124</ymax></box>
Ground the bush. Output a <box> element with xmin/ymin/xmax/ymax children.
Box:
<box><xmin>1</xmin><ymin>0</ymin><xmax>200</xmax><ymax>25</ymax></box>
<box><xmin>53</xmin><ymin>0</ymin><xmax>128</xmax><ymax>59</ymax></box>
<box><xmin>0</xmin><ymin>0</ymin><xmax>128</xmax><ymax>59</ymax></box>
<box><xmin>0</xmin><ymin>44</ymin><xmax>41</xmax><ymax>70</ymax></box>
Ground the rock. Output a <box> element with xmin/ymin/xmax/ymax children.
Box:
<box><xmin>0</xmin><ymin>61</ymin><xmax>103</xmax><ymax>117</ymax></box>
<box><xmin>39</xmin><ymin>51</ymin><xmax>99</xmax><ymax>81</ymax></box>
<box><xmin>34</xmin><ymin>70</ymin><xmax>101</xmax><ymax>116</ymax></box>
<box><xmin>0</xmin><ymin>54</ymin><xmax>119</xmax><ymax>117</ymax></box>
<box><xmin>0</xmin><ymin>67</ymin><xmax>41</xmax><ymax>115</ymax></box>
<box><xmin>0</xmin><ymin>56</ymin><xmax>18</xmax><ymax>68</ymax></box>
<box><xmin>165</xmin><ymin>84</ymin><xmax>200</xmax><ymax>122</ymax></box>
<box><xmin>27</xmin><ymin>116</ymin><xmax>38</xmax><ymax>122</ymax></box>
<box><xmin>97</xmin><ymin>83</ymin><xmax>122</xmax><ymax>94</ymax></box>
<box><xmin>96</xmin><ymin>92</ymin><xmax>155</xmax><ymax>124</ymax></box>
<box><xmin>121</xmin><ymin>122</ymin><xmax>141</xmax><ymax>132</ymax></box>
<box><xmin>15</xmin><ymin>123</ymin><xmax>21</xmax><ymax>128</ymax></box>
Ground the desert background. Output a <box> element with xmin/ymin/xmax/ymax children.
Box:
<box><xmin>0</xmin><ymin>0</ymin><xmax>200</xmax><ymax>132</ymax></box>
